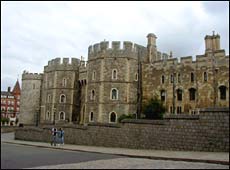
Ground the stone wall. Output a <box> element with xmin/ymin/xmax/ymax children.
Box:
<box><xmin>15</xmin><ymin>108</ymin><xmax>229</xmax><ymax>152</ymax></box>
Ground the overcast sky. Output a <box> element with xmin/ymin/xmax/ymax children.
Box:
<box><xmin>1</xmin><ymin>1</ymin><xmax>229</xmax><ymax>91</ymax></box>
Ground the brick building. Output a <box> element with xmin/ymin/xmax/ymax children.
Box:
<box><xmin>1</xmin><ymin>80</ymin><xmax>21</xmax><ymax>122</ymax></box>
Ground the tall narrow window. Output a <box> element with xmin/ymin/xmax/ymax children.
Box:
<box><xmin>111</xmin><ymin>88</ymin><xmax>118</xmax><ymax>100</ymax></box>
<box><xmin>161</xmin><ymin>90</ymin><xmax>166</xmax><ymax>101</ymax></box>
<box><xmin>170</xmin><ymin>74</ymin><xmax>173</xmax><ymax>83</ymax></box>
<box><xmin>47</xmin><ymin>111</ymin><xmax>50</xmax><ymax>120</ymax></box>
<box><xmin>135</xmin><ymin>73</ymin><xmax>138</xmax><ymax>81</ymax></box>
<box><xmin>112</xmin><ymin>69</ymin><xmax>117</xmax><ymax>80</ymax></box>
<box><xmin>161</xmin><ymin>75</ymin><xmax>165</xmax><ymax>84</ymax></box>
<box><xmin>189</xmin><ymin>88</ymin><xmax>196</xmax><ymax>101</ymax></box>
<box><xmin>60</xmin><ymin>94</ymin><xmax>66</xmax><ymax>103</ymax></box>
<box><xmin>178</xmin><ymin>73</ymin><xmax>181</xmax><ymax>83</ymax></box>
<box><xmin>92</xmin><ymin>71</ymin><xmax>96</xmax><ymax>80</ymax></box>
<box><xmin>47</xmin><ymin>95</ymin><xmax>51</xmax><ymax>103</ymax></box>
<box><xmin>62</xmin><ymin>78</ymin><xmax>67</xmax><ymax>87</ymax></box>
<box><xmin>191</xmin><ymin>72</ymin><xmax>194</xmax><ymax>82</ymax></box>
<box><xmin>177</xmin><ymin>106</ymin><xmax>182</xmax><ymax>114</ymax></box>
<box><xmin>204</xmin><ymin>72</ymin><xmax>207</xmax><ymax>82</ymax></box>
<box><xmin>219</xmin><ymin>86</ymin><xmax>227</xmax><ymax>100</ymax></box>
<box><xmin>91</xmin><ymin>90</ymin><xmax>95</xmax><ymax>100</ymax></box>
<box><xmin>33</xmin><ymin>84</ymin><xmax>35</xmax><ymax>89</ymax></box>
<box><xmin>89</xmin><ymin>112</ymin><xmax>94</xmax><ymax>122</ymax></box>
<box><xmin>110</xmin><ymin>112</ymin><xmax>116</xmax><ymax>123</ymax></box>
<box><xmin>177</xmin><ymin>89</ymin><xmax>182</xmax><ymax>101</ymax></box>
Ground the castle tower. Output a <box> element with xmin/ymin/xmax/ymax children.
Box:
<box><xmin>19</xmin><ymin>71</ymin><xmax>43</xmax><ymax>126</ymax></box>
<box><xmin>147</xmin><ymin>33</ymin><xmax>157</xmax><ymax>62</ymax></box>
<box><xmin>205</xmin><ymin>31</ymin><xmax>221</xmax><ymax>53</ymax></box>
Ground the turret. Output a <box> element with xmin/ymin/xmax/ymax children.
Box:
<box><xmin>147</xmin><ymin>33</ymin><xmax>157</xmax><ymax>63</ymax></box>
<box><xmin>205</xmin><ymin>31</ymin><xmax>221</xmax><ymax>54</ymax></box>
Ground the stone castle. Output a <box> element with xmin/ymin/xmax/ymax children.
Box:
<box><xmin>19</xmin><ymin>32</ymin><xmax>229</xmax><ymax>125</ymax></box>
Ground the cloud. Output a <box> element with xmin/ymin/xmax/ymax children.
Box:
<box><xmin>1</xmin><ymin>1</ymin><xmax>229</xmax><ymax>91</ymax></box>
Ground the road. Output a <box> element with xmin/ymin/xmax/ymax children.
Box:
<box><xmin>1</xmin><ymin>133</ymin><xmax>229</xmax><ymax>169</ymax></box>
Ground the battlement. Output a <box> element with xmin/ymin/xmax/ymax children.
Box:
<box><xmin>44</xmin><ymin>57</ymin><xmax>80</xmax><ymax>72</ymax></box>
<box><xmin>88</xmin><ymin>41</ymin><xmax>141</xmax><ymax>54</ymax></box>
<box><xmin>22</xmin><ymin>71</ymin><xmax>43</xmax><ymax>80</ymax></box>
<box><xmin>180</xmin><ymin>56</ymin><xmax>193</xmax><ymax>64</ymax></box>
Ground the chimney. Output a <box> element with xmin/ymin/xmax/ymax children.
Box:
<box><xmin>8</xmin><ymin>87</ymin><xmax>11</xmax><ymax>92</ymax></box>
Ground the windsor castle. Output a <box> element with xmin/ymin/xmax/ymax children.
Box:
<box><xmin>19</xmin><ymin>32</ymin><xmax>229</xmax><ymax>125</ymax></box>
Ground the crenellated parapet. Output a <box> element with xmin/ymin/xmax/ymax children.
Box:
<box><xmin>22</xmin><ymin>71</ymin><xmax>43</xmax><ymax>80</ymax></box>
<box><xmin>44</xmin><ymin>57</ymin><xmax>80</xmax><ymax>72</ymax></box>
<box><xmin>88</xmin><ymin>41</ymin><xmax>146</xmax><ymax>60</ymax></box>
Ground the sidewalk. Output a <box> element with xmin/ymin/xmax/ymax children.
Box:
<box><xmin>1</xmin><ymin>133</ymin><xmax>229</xmax><ymax>165</ymax></box>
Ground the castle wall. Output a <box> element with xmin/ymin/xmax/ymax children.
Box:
<box><xmin>19</xmin><ymin>72</ymin><xmax>43</xmax><ymax>125</ymax></box>
<box><xmin>40</xmin><ymin>58</ymin><xmax>80</xmax><ymax>124</ymax></box>
<box><xmin>85</xmin><ymin>41</ymin><xmax>140</xmax><ymax>123</ymax></box>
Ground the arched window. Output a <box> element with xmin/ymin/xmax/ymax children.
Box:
<box><xmin>161</xmin><ymin>75</ymin><xmax>165</xmax><ymax>84</ymax></box>
<box><xmin>177</xmin><ymin>89</ymin><xmax>182</xmax><ymax>101</ymax></box>
<box><xmin>110</xmin><ymin>112</ymin><xmax>116</xmax><ymax>123</ymax></box>
<box><xmin>92</xmin><ymin>71</ymin><xmax>96</xmax><ymax>80</ymax></box>
<box><xmin>91</xmin><ymin>90</ymin><xmax>95</xmax><ymax>100</ymax></box>
<box><xmin>219</xmin><ymin>86</ymin><xmax>227</xmax><ymax>100</ymax></box>
<box><xmin>160</xmin><ymin>90</ymin><xmax>166</xmax><ymax>101</ymax></box>
<box><xmin>191</xmin><ymin>72</ymin><xmax>194</xmax><ymax>82</ymax></box>
<box><xmin>204</xmin><ymin>72</ymin><xmax>207</xmax><ymax>82</ymax></box>
<box><xmin>60</xmin><ymin>94</ymin><xmax>66</xmax><ymax>103</ymax></box>
<box><xmin>59</xmin><ymin>111</ymin><xmax>65</xmax><ymax>120</ymax></box>
<box><xmin>178</xmin><ymin>73</ymin><xmax>181</xmax><ymax>83</ymax></box>
<box><xmin>47</xmin><ymin>95</ymin><xmax>51</xmax><ymax>103</ymax></box>
<box><xmin>62</xmin><ymin>78</ymin><xmax>67</xmax><ymax>87</ymax></box>
<box><xmin>189</xmin><ymin>88</ymin><xmax>196</xmax><ymax>101</ymax></box>
<box><xmin>89</xmin><ymin>112</ymin><xmax>94</xmax><ymax>122</ymax></box>
<box><xmin>112</xmin><ymin>69</ymin><xmax>117</xmax><ymax>80</ymax></box>
<box><xmin>111</xmin><ymin>88</ymin><xmax>118</xmax><ymax>100</ymax></box>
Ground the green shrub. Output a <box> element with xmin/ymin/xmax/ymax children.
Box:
<box><xmin>142</xmin><ymin>96</ymin><xmax>166</xmax><ymax>120</ymax></box>
<box><xmin>118</xmin><ymin>114</ymin><xmax>136</xmax><ymax>123</ymax></box>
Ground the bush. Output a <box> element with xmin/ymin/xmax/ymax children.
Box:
<box><xmin>1</xmin><ymin>117</ymin><xmax>10</xmax><ymax>124</ymax></box>
<box><xmin>142</xmin><ymin>96</ymin><xmax>166</xmax><ymax>119</ymax></box>
<box><xmin>118</xmin><ymin>114</ymin><xmax>136</xmax><ymax>123</ymax></box>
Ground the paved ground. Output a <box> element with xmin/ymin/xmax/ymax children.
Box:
<box><xmin>1</xmin><ymin>132</ymin><xmax>229</xmax><ymax>169</ymax></box>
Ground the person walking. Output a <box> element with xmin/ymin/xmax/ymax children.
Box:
<box><xmin>51</xmin><ymin>127</ymin><xmax>57</xmax><ymax>146</ymax></box>
<box><xmin>59</xmin><ymin>128</ymin><xmax>65</xmax><ymax>145</ymax></box>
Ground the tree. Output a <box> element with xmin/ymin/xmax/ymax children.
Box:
<box><xmin>142</xmin><ymin>96</ymin><xmax>166</xmax><ymax>119</ymax></box>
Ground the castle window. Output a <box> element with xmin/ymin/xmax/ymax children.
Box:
<box><xmin>177</xmin><ymin>89</ymin><xmax>182</xmax><ymax>101</ymax></box>
<box><xmin>89</xmin><ymin>112</ymin><xmax>94</xmax><ymax>122</ymax></box>
<box><xmin>33</xmin><ymin>84</ymin><xmax>35</xmax><ymax>89</ymax></box>
<box><xmin>161</xmin><ymin>75</ymin><xmax>165</xmax><ymax>84</ymax></box>
<box><xmin>170</xmin><ymin>106</ymin><xmax>173</xmax><ymax>114</ymax></box>
<box><xmin>178</xmin><ymin>73</ymin><xmax>181</xmax><ymax>83</ymax></box>
<box><xmin>109</xmin><ymin>112</ymin><xmax>117</xmax><ymax>123</ymax></box>
<box><xmin>135</xmin><ymin>73</ymin><xmax>138</xmax><ymax>81</ymax></box>
<box><xmin>62</xmin><ymin>78</ymin><xmax>67</xmax><ymax>87</ymax></box>
<box><xmin>219</xmin><ymin>86</ymin><xmax>227</xmax><ymax>100</ymax></box>
<box><xmin>90</xmin><ymin>90</ymin><xmax>95</xmax><ymax>100</ymax></box>
<box><xmin>189</xmin><ymin>88</ymin><xmax>196</xmax><ymax>101</ymax></box>
<box><xmin>160</xmin><ymin>90</ymin><xmax>166</xmax><ymax>101</ymax></box>
<box><xmin>92</xmin><ymin>71</ymin><xmax>96</xmax><ymax>80</ymax></box>
<box><xmin>112</xmin><ymin>69</ymin><xmax>117</xmax><ymax>80</ymax></box>
<box><xmin>60</xmin><ymin>94</ymin><xmax>66</xmax><ymax>103</ymax></box>
<box><xmin>47</xmin><ymin>111</ymin><xmax>50</xmax><ymax>120</ymax></box>
<box><xmin>47</xmin><ymin>95</ymin><xmax>51</xmax><ymax>103</ymax></box>
<box><xmin>170</xmin><ymin>74</ymin><xmax>174</xmax><ymax>83</ymax></box>
<box><xmin>177</xmin><ymin>106</ymin><xmax>182</xmax><ymax>114</ymax></box>
<box><xmin>204</xmin><ymin>72</ymin><xmax>207</xmax><ymax>82</ymax></box>
<box><xmin>191</xmin><ymin>72</ymin><xmax>194</xmax><ymax>82</ymax></box>
<box><xmin>59</xmin><ymin>111</ymin><xmax>65</xmax><ymax>120</ymax></box>
<box><xmin>111</xmin><ymin>88</ymin><xmax>118</xmax><ymax>100</ymax></box>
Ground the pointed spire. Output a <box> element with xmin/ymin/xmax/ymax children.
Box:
<box><xmin>12</xmin><ymin>79</ymin><xmax>21</xmax><ymax>95</ymax></box>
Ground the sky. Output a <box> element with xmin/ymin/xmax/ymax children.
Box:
<box><xmin>1</xmin><ymin>1</ymin><xmax>229</xmax><ymax>91</ymax></box>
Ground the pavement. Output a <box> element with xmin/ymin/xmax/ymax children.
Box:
<box><xmin>1</xmin><ymin>132</ymin><xmax>229</xmax><ymax>166</ymax></box>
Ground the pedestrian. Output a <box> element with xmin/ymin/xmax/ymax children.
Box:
<box><xmin>51</xmin><ymin>127</ymin><xmax>57</xmax><ymax>146</ymax></box>
<box><xmin>59</xmin><ymin>128</ymin><xmax>64</xmax><ymax>145</ymax></box>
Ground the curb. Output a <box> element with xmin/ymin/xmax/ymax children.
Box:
<box><xmin>2</xmin><ymin>141</ymin><xmax>229</xmax><ymax>166</ymax></box>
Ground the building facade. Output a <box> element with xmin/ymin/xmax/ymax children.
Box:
<box><xmin>1</xmin><ymin>80</ymin><xmax>21</xmax><ymax>122</ymax></box>
<box><xmin>19</xmin><ymin>32</ymin><xmax>229</xmax><ymax>125</ymax></box>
